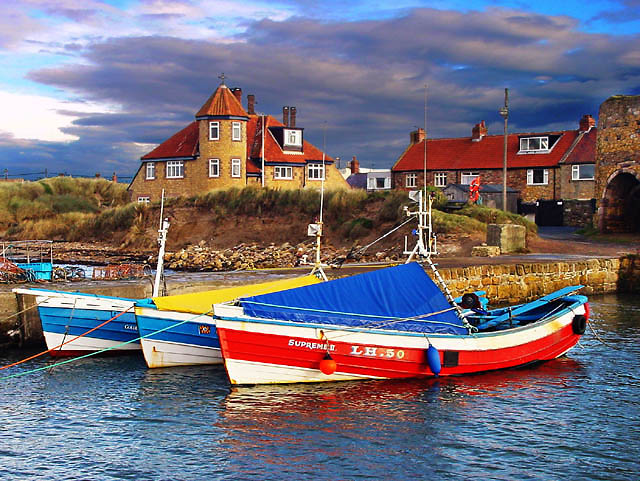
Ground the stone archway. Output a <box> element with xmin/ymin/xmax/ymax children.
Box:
<box><xmin>600</xmin><ymin>171</ymin><xmax>640</xmax><ymax>233</ymax></box>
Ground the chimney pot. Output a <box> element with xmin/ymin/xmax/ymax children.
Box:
<box><xmin>472</xmin><ymin>120</ymin><xmax>487</xmax><ymax>141</ymax></box>
<box><xmin>579</xmin><ymin>114</ymin><xmax>595</xmax><ymax>132</ymax></box>
<box><xmin>283</xmin><ymin>106</ymin><xmax>290</xmax><ymax>127</ymax></box>
<box><xmin>231</xmin><ymin>87</ymin><xmax>242</xmax><ymax>104</ymax></box>
<box><xmin>410</xmin><ymin>128</ymin><xmax>426</xmax><ymax>145</ymax></box>
<box><xmin>350</xmin><ymin>155</ymin><xmax>360</xmax><ymax>174</ymax></box>
<box><xmin>247</xmin><ymin>94</ymin><xmax>255</xmax><ymax>115</ymax></box>
<box><xmin>290</xmin><ymin>107</ymin><xmax>297</xmax><ymax>128</ymax></box>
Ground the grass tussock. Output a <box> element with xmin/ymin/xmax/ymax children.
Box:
<box><xmin>457</xmin><ymin>205</ymin><xmax>537</xmax><ymax>233</ymax></box>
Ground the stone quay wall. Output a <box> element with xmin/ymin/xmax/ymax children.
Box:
<box><xmin>435</xmin><ymin>257</ymin><xmax>625</xmax><ymax>305</ymax></box>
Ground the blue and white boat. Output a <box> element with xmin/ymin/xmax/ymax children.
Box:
<box><xmin>12</xmin><ymin>288</ymin><xmax>140</xmax><ymax>356</ymax></box>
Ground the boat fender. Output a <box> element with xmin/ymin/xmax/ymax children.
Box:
<box><xmin>319</xmin><ymin>353</ymin><xmax>337</xmax><ymax>375</ymax></box>
<box><xmin>460</xmin><ymin>293</ymin><xmax>481</xmax><ymax>309</ymax></box>
<box><xmin>426</xmin><ymin>345</ymin><xmax>441</xmax><ymax>376</ymax></box>
<box><xmin>572</xmin><ymin>315</ymin><xmax>587</xmax><ymax>335</ymax></box>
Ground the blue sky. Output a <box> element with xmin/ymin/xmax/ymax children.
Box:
<box><xmin>0</xmin><ymin>0</ymin><xmax>638</xmax><ymax>179</ymax></box>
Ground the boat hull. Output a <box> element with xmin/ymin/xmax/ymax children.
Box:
<box><xmin>216</xmin><ymin>300</ymin><xmax>588</xmax><ymax>385</ymax></box>
<box><xmin>14</xmin><ymin>289</ymin><xmax>139</xmax><ymax>356</ymax></box>
<box><xmin>136</xmin><ymin>307</ymin><xmax>222</xmax><ymax>368</ymax></box>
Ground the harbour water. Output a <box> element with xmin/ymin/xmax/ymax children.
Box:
<box><xmin>0</xmin><ymin>292</ymin><xmax>638</xmax><ymax>480</ymax></box>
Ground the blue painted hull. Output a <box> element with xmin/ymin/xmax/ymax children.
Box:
<box><xmin>136</xmin><ymin>307</ymin><xmax>222</xmax><ymax>367</ymax></box>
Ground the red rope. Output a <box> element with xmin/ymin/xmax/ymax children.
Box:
<box><xmin>0</xmin><ymin>305</ymin><xmax>134</xmax><ymax>371</ymax></box>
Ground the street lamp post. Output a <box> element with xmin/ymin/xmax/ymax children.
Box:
<box><xmin>499</xmin><ymin>88</ymin><xmax>509</xmax><ymax>212</ymax></box>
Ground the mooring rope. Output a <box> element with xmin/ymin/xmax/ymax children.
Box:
<box><xmin>0</xmin><ymin>305</ymin><xmax>134</xmax><ymax>372</ymax></box>
<box><xmin>0</xmin><ymin>297</ymin><xmax>47</xmax><ymax>324</ymax></box>
<box><xmin>0</xmin><ymin>310</ymin><xmax>213</xmax><ymax>381</ymax></box>
<box><xmin>587</xmin><ymin>320</ymin><xmax>621</xmax><ymax>351</ymax></box>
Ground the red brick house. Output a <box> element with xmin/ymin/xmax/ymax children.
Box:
<box><xmin>391</xmin><ymin>115</ymin><xmax>597</xmax><ymax>225</ymax></box>
<box><xmin>128</xmin><ymin>79</ymin><xmax>347</xmax><ymax>202</ymax></box>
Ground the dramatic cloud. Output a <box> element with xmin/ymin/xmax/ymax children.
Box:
<box><xmin>1</xmin><ymin>5</ymin><xmax>639</xmax><ymax>179</ymax></box>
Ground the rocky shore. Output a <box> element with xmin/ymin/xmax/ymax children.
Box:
<box><xmin>163</xmin><ymin>241</ymin><xmax>402</xmax><ymax>271</ymax></box>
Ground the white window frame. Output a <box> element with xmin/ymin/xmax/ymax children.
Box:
<box><xmin>284</xmin><ymin>129</ymin><xmax>302</xmax><ymax>147</ymax></box>
<box><xmin>527</xmin><ymin>168</ymin><xmax>549</xmax><ymax>185</ymax></box>
<box><xmin>232</xmin><ymin>122</ymin><xmax>241</xmax><ymax>141</ymax></box>
<box><xmin>308</xmin><ymin>163</ymin><xmax>325</xmax><ymax>180</ymax></box>
<box><xmin>461</xmin><ymin>171</ymin><xmax>479</xmax><ymax>185</ymax></box>
<box><xmin>137</xmin><ymin>196</ymin><xmax>150</xmax><ymax>204</ymax></box>
<box><xmin>434</xmin><ymin>171</ymin><xmax>447</xmax><ymax>187</ymax></box>
<box><xmin>571</xmin><ymin>164</ymin><xmax>594</xmax><ymax>181</ymax></box>
<box><xmin>208</xmin><ymin>158</ymin><xmax>219</xmax><ymax>178</ymax></box>
<box><xmin>274</xmin><ymin>166</ymin><xmax>293</xmax><ymax>179</ymax></box>
<box><xmin>209</xmin><ymin>121</ymin><xmax>219</xmax><ymax>141</ymax></box>
<box><xmin>166</xmin><ymin>160</ymin><xmax>184</xmax><ymax>179</ymax></box>
<box><xmin>231</xmin><ymin>158</ymin><xmax>241</xmax><ymax>178</ymax></box>
<box><xmin>145</xmin><ymin>162</ymin><xmax>155</xmax><ymax>180</ymax></box>
<box><xmin>519</xmin><ymin>136</ymin><xmax>549</xmax><ymax>153</ymax></box>
<box><xmin>406</xmin><ymin>173</ymin><xmax>417</xmax><ymax>188</ymax></box>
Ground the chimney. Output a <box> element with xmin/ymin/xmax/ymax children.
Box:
<box><xmin>350</xmin><ymin>156</ymin><xmax>360</xmax><ymax>174</ymax></box>
<box><xmin>247</xmin><ymin>94</ymin><xmax>255</xmax><ymax>115</ymax></box>
<box><xmin>282</xmin><ymin>106</ymin><xmax>289</xmax><ymax>126</ymax></box>
<box><xmin>579</xmin><ymin>114</ymin><xmax>596</xmax><ymax>132</ymax></box>
<box><xmin>231</xmin><ymin>87</ymin><xmax>242</xmax><ymax>104</ymax></box>
<box><xmin>471</xmin><ymin>121</ymin><xmax>488</xmax><ymax>141</ymax></box>
<box><xmin>410</xmin><ymin>128</ymin><xmax>426</xmax><ymax>145</ymax></box>
<box><xmin>290</xmin><ymin>107</ymin><xmax>297</xmax><ymax>128</ymax></box>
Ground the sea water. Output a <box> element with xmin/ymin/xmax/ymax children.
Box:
<box><xmin>0</xmin><ymin>293</ymin><xmax>638</xmax><ymax>480</ymax></box>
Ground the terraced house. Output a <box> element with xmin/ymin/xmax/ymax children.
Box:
<box><xmin>392</xmin><ymin>115</ymin><xmax>597</xmax><ymax>226</ymax></box>
<box><xmin>128</xmin><ymin>79</ymin><xmax>347</xmax><ymax>202</ymax></box>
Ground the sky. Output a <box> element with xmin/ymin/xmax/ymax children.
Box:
<box><xmin>0</xmin><ymin>0</ymin><xmax>639</xmax><ymax>181</ymax></box>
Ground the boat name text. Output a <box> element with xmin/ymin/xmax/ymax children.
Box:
<box><xmin>288</xmin><ymin>339</ymin><xmax>336</xmax><ymax>351</ymax></box>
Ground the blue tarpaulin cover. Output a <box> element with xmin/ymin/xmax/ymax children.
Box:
<box><xmin>240</xmin><ymin>263</ymin><xmax>468</xmax><ymax>334</ymax></box>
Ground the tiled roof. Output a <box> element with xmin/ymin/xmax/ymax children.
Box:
<box><xmin>561</xmin><ymin>128</ymin><xmax>597</xmax><ymax>165</ymax></box>
<box><xmin>392</xmin><ymin>128</ymin><xmax>595</xmax><ymax>172</ymax></box>
<box><xmin>195</xmin><ymin>84</ymin><xmax>248</xmax><ymax>118</ymax></box>
<box><xmin>247</xmin><ymin>115</ymin><xmax>333</xmax><ymax>166</ymax></box>
<box><xmin>140</xmin><ymin>114</ymin><xmax>332</xmax><ymax>170</ymax></box>
<box><xmin>141</xmin><ymin>121</ymin><xmax>199</xmax><ymax>160</ymax></box>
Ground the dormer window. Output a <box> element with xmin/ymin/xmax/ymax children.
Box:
<box><xmin>519</xmin><ymin>136</ymin><xmax>549</xmax><ymax>153</ymax></box>
<box><xmin>209</xmin><ymin>121</ymin><xmax>219</xmax><ymax>140</ymax></box>
<box><xmin>284</xmin><ymin>129</ymin><xmax>302</xmax><ymax>148</ymax></box>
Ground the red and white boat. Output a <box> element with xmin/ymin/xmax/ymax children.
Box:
<box><xmin>213</xmin><ymin>191</ymin><xmax>589</xmax><ymax>385</ymax></box>
<box><xmin>214</xmin><ymin>262</ymin><xmax>589</xmax><ymax>385</ymax></box>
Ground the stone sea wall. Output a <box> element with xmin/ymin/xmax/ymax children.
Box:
<box><xmin>436</xmin><ymin>257</ymin><xmax>626</xmax><ymax>305</ymax></box>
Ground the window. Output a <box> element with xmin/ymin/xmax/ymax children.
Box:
<box><xmin>308</xmin><ymin>163</ymin><xmax>325</xmax><ymax>180</ymax></box>
<box><xmin>232</xmin><ymin>122</ymin><xmax>241</xmax><ymax>141</ymax></box>
<box><xmin>137</xmin><ymin>196</ymin><xmax>150</xmax><ymax>204</ymax></box>
<box><xmin>376</xmin><ymin>177</ymin><xmax>386</xmax><ymax>189</ymax></box>
<box><xmin>209</xmin><ymin>121</ymin><xmax>219</xmax><ymax>140</ymax></box>
<box><xmin>284</xmin><ymin>129</ymin><xmax>302</xmax><ymax>147</ymax></box>
<box><xmin>527</xmin><ymin>168</ymin><xmax>548</xmax><ymax>185</ymax></box>
<box><xmin>145</xmin><ymin>162</ymin><xmax>155</xmax><ymax>180</ymax></box>
<box><xmin>519</xmin><ymin>136</ymin><xmax>549</xmax><ymax>153</ymax></box>
<box><xmin>406</xmin><ymin>173</ymin><xmax>417</xmax><ymax>188</ymax></box>
<box><xmin>461</xmin><ymin>171</ymin><xmax>479</xmax><ymax>184</ymax></box>
<box><xmin>274</xmin><ymin>166</ymin><xmax>293</xmax><ymax>179</ymax></box>
<box><xmin>572</xmin><ymin>164</ymin><xmax>594</xmax><ymax>181</ymax></box>
<box><xmin>231</xmin><ymin>158</ymin><xmax>241</xmax><ymax>178</ymax></box>
<box><xmin>434</xmin><ymin>172</ymin><xmax>447</xmax><ymax>187</ymax></box>
<box><xmin>166</xmin><ymin>161</ymin><xmax>184</xmax><ymax>179</ymax></box>
<box><xmin>209</xmin><ymin>159</ymin><xmax>219</xmax><ymax>178</ymax></box>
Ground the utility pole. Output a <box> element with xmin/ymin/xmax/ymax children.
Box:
<box><xmin>499</xmin><ymin>88</ymin><xmax>509</xmax><ymax>211</ymax></box>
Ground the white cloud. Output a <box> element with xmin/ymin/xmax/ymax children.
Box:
<box><xmin>0</xmin><ymin>90</ymin><xmax>116</xmax><ymax>142</ymax></box>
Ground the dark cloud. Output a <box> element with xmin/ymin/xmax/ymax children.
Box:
<box><xmin>4</xmin><ymin>7</ymin><xmax>640</xmax><ymax>177</ymax></box>
<box><xmin>592</xmin><ymin>0</ymin><xmax>640</xmax><ymax>23</ymax></box>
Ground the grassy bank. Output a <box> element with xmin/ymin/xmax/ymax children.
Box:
<box><xmin>1</xmin><ymin>180</ymin><xmax>535</xmax><ymax>249</ymax></box>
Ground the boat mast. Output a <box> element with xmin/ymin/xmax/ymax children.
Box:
<box><xmin>153</xmin><ymin>189</ymin><xmax>170</xmax><ymax>297</ymax></box>
<box><xmin>310</xmin><ymin>123</ymin><xmax>328</xmax><ymax>281</ymax></box>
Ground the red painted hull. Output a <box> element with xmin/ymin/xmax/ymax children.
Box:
<box><xmin>216</xmin><ymin>308</ymin><xmax>585</xmax><ymax>385</ymax></box>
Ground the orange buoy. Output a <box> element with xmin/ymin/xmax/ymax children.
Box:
<box><xmin>319</xmin><ymin>353</ymin><xmax>337</xmax><ymax>375</ymax></box>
